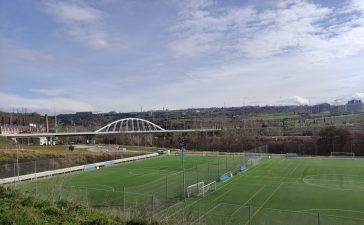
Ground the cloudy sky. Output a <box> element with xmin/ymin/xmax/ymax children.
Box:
<box><xmin>0</xmin><ymin>0</ymin><xmax>363</xmax><ymax>113</ymax></box>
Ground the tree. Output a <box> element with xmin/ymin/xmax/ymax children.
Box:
<box><xmin>317</xmin><ymin>126</ymin><xmax>352</xmax><ymax>145</ymax></box>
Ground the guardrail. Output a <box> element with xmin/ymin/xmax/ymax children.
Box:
<box><xmin>0</xmin><ymin>153</ymin><xmax>159</xmax><ymax>185</ymax></box>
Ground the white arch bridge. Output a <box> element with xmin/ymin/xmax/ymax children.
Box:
<box><xmin>2</xmin><ymin>118</ymin><xmax>220</xmax><ymax>138</ymax></box>
<box><xmin>96</xmin><ymin>118</ymin><xmax>166</xmax><ymax>133</ymax></box>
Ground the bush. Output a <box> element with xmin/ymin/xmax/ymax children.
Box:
<box><xmin>21</xmin><ymin>196</ymin><xmax>34</xmax><ymax>207</ymax></box>
<box><xmin>43</xmin><ymin>206</ymin><xmax>63</xmax><ymax>216</ymax></box>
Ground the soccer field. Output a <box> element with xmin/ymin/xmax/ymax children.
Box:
<box><xmin>16</xmin><ymin>155</ymin><xmax>364</xmax><ymax>225</ymax></box>
<box><xmin>159</xmin><ymin>157</ymin><xmax>364</xmax><ymax>225</ymax></box>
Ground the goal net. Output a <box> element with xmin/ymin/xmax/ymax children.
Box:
<box><xmin>202</xmin><ymin>181</ymin><xmax>216</xmax><ymax>197</ymax></box>
<box><xmin>247</xmin><ymin>157</ymin><xmax>263</xmax><ymax>166</ymax></box>
<box><xmin>330</xmin><ymin>152</ymin><xmax>355</xmax><ymax>158</ymax></box>
<box><xmin>186</xmin><ymin>181</ymin><xmax>204</xmax><ymax>198</ymax></box>
<box><xmin>187</xmin><ymin>181</ymin><xmax>216</xmax><ymax>198</ymax></box>
<box><xmin>244</xmin><ymin>145</ymin><xmax>268</xmax><ymax>166</ymax></box>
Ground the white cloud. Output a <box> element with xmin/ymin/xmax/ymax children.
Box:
<box><xmin>287</xmin><ymin>96</ymin><xmax>309</xmax><ymax>105</ymax></box>
<box><xmin>17</xmin><ymin>48</ymin><xmax>55</xmax><ymax>62</ymax></box>
<box><xmin>170</xmin><ymin>0</ymin><xmax>364</xmax><ymax>60</ymax></box>
<box><xmin>0</xmin><ymin>92</ymin><xmax>93</xmax><ymax>113</ymax></box>
<box><xmin>44</xmin><ymin>1</ymin><xmax>102</xmax><ymax>22</ymax></box>
<box><xmin>352</xmin><ymin>92</ymin><xmax>364</xmax><ymax>101</ymax></box>
<box><xmin>29</xmin><ymin>88</ymin><xmax>64</xmax><ymax>96</ymax></box>
<box><xmin>44</xmin><ymin>1</ymin><xmax>111</xmax><ymax>49</ymax></box>
<box><xmin>0</xmin><ymin>40</ymin><xmax>55</xmax><ymax>62</ymax></box>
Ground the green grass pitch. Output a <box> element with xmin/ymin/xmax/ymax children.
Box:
<box><xmin>16</xmin><ymin>155</ymin><xmax>364</xmax><ymax>225</ymax></box>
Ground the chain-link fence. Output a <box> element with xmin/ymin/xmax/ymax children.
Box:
<box><xmin>0</xmin><ymin>151</ymin><xmax>146</xmax><ymax>179</ymax></box>
<box><xmin>14</xmin><ymin>153</ymin><xmax>246</xmax><ymax>208</ymax></box>
<box><xmin>162</xmin><ymin>203</ymin><xmax>364</xmax><ymax>225</ymax></box>
<box><xmin>268</xmin><ymin>143</ymin><xmax>364</xmax><ymax>156</ymax></box>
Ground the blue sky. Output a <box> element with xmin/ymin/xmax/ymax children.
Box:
<box><xmin>0</xmin><ymin>0</ymin><xmax>363</xmax><ymax>113</ymax></box>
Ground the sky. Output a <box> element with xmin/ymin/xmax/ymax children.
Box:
<box><xmin>0</xmin><ymin>0</ymin><xmax>363</xmax><ymax>114</ymax></box>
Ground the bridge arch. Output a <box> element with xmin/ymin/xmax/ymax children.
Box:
<box><xmin>95</xmin><ymin>118</ymin><xmax>165</xmax><ymax>133</ymax></box>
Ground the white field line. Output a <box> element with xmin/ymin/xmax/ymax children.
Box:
<box><xmin>302</xmin><ymin>176</ymin><xmax>364</xmax><ymax>192</ymax></box>
<box><xmin>315</xmin><ymin>214</ymin><xmax>364</xmax><ymax>222</ymax></box>
<box><xmin>294</xmin><ymin>208</ymin><xmax>364</xmax><ymax>215</ymax></box>
<box><xmin>59</xmin><ymin>183</ymin><xmax>116</xmax><ymax>192</ymax></box>
<box><xmin>191</xmin><ymin>159</ymin><xmax>284</xmax><ymax>225</ymax></box>
<box><xmin>58</xmin><ymin>184</ymin><xmax>121</xmax><ymax>193</ymax></box>
<box><xmin>190</xmin><ymin>203</ymin><xmax>222</xmax><ymax>225</ymax></box>
<box><xmin>305</xmin><ymin>178</ymin><xmax>364</xmax><ymax>184</ymax></box>
<box><xmin>235</xmin><ymin>174</ymin><xmax>364</xmax><ymax>187</ymax></box>
<box><xmin>243</xmin><ymin>160</ymin><xmax>304</xmax><ymax>225</ymax></box>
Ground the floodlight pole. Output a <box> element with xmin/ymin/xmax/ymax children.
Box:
<box><xmin>180</xmin><ymin>134</ymin><xmax>187</xmax><ymax>201</ymax></box>
<box><xmin>182</xmin><ymin>146</ymin><xmax>186</xmax><ymax>201</ymax></box>
<box><xmin>16</xmin><ymin>141</ymin><xmax>19</xmax><ymax>182</ymax></box>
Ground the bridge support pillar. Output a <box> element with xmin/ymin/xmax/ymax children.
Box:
<box><xmin>86</xmin><ymin>135</ymin><xmax>96</xmax><ymax>145</ymax></box>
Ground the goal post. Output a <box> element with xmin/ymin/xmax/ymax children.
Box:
<box><xmin>186</xmin><ymin>181</ymin><xmax>204</xmax><ymax>198</ymax></box>
<box><xmin>202</xmin><ymin>181</ymin><xmax>216</xmax><ymax>197</ymax></box>
<box><xmin>186</xmin><ymin>181</ymin><xmax>217</xmax><ymax>198</ymax></box>
<box><xmin>244</xmin><ymin>145</ymin><xmax>268</xmax><ymax>166</ymax></box>
<box><xmin>330</xmin><ymin>152</ymin><xmax>355</xmax><ymax>158</ymax></box>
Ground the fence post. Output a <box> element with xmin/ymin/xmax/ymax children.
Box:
<box><xmin>249</xmin><ymin>205</ymin><xmax>251</xmax><ymax>225</ymax></box>
<box><xmin>317</xmin><ymin>213</ymin><xmax>321</xmax><ymax>225</ymax></box>
<box><xmin>123</xmin><ymin>186</ymin><xmax>126</xmax><ymax>213</ymax></box>
<box><xmin>48</xmin><ymin>159</ymin><xmax>51</xmax><ymax>178</ymax></box>
<box><xmin>34</xmin><ymin>160</ymin><xmax>37</xmax><ymax>196</ymax></box>
<box><xmin>86</xmin><ymin>187</ymin><xmax>89</xmax><ymax>207</ymax></box>
<box><xmin>218</xmin><ymin>158</ymin><xmax>220</xmax><ymax>176</ymax></box>
<box><xmin>180</xmin><ymin>171</ymin><xmax>183</xmax><ymax>199</ymax></box>
<box><xmin>13</xmin><ymin>162</ymin><xmax>16</xmax><ymax>187</ymax></box>
<box><xmin>166</xmin><ymin>175</ymin><xmax>168</xmax><ymax>200</ymax></box>
<box><xmin>208</xmin><ymin>163</ymin><xmax>210</xmax><ymax>181</ymax></box>
<box><xmin>225</xmin><ymin>155</ymin><xmax>227</xmax><ymax>170</ymax></box>
<box><xmin>196</xmin><ymin>165</ymin><xmax>199</xmax><ymax>182</ymax></box>
<box><xmin>59</xmin><ymin>184</ymin><xmax>62</xmax><ymax>201</ymax></box>
<box><xmin>152</xmin><ymin>194</ymin><xmax>155</xmax><ymax>216</ymax></box>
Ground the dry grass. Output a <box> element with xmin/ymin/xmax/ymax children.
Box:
<box><xmin>0</xmin><ymin>145</ymin><xmax>149</xmax><ymax>164</ymax></box>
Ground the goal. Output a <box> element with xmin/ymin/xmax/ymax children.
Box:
<box><xmin>186</xmin><ymin>181</ymin><xmax>217</xmax><ymax>198</ymax></box>
<box><xmin>202</xmin><ymin>181</ymin><xmax>216</xmax><ymax>197</ymax></box>
<box><xmin>330</xmin><ymin>152</ymin><xmax>355</xmax><ymax>158</ymax></box>
<box><xmin>187</xmin><ymin>181</ymin><xmax>204</xmax><ymax>198</ymax></box>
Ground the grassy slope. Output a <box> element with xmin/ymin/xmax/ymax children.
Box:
<box><xmin>0</xmin><ymin>145</ymin><xmax>150</xmax><ymax>164</ymax></box>
<box><xmin>0</xmin><ymin>186</ymin><xmax>126</xmax><ymax>225</ymax></box>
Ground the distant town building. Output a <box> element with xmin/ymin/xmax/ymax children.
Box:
<box><xmin>34</xmin><ymin>137</ymin><xmax>48</xmax><ymax>145</ymax></box>
<box><xmin>75</xmin><ymin>112</ymin><xmax>93</xmax><ymax>115</ymax></box>
<box><xmin>330</xmin><ymin>105</ymin><xmax>346</xmax><ymax>115</ymax></box>
<box><xmin>346</xmin><ymin>100</ymin><xmax>364</xmax><ymax>113</ymax></box>
<box><xmin>311</xmin><ymin>103</ymin><xmax>330</xmax><ymax>113</ymax></box>
<box><xmin>0</xmin><ymin>125</ymin><xmax>37</xmax><ymax>135</ymax></box>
